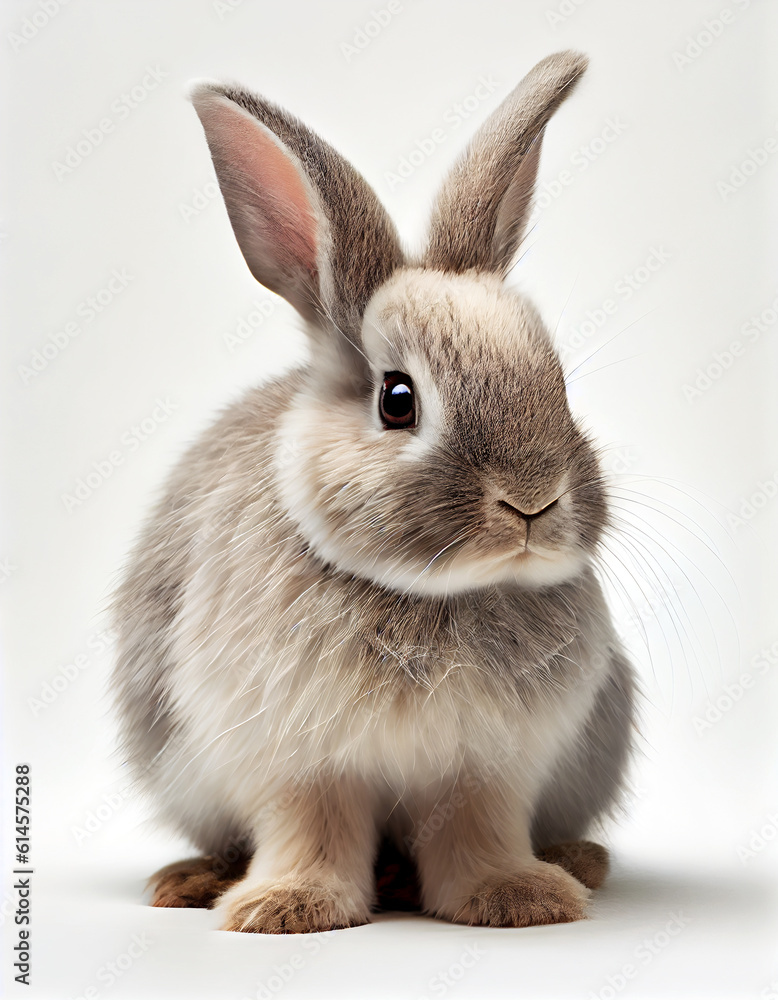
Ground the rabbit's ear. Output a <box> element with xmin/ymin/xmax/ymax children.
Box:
<box><xmin>423</xmin><ymin>51</ymin><xmax>588</xmax><ymax>276</ymax></box>
<box><xmin>190</xmin><ymin>83</ymin><xmax>403</xmax><ymax>343</ymax></box>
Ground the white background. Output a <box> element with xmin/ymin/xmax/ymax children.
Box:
<box><xmin>2</xmin><ymin>1</ymin><xmax>777</xmax><ymax>997</ymax></box>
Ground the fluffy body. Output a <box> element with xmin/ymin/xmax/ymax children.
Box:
<box><xmin>115</xmin><ymin>358</ymin><xmax>634</xmax><ymax>927</ymax></box>
<box><xmin>113</xmin><ymin>50</ymin><xmax>637</xmax><ymax>932</ymax></box>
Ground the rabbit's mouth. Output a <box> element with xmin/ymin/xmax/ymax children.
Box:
<box><xmin>478</xmin><ymin>542</ymin><xmax>588</xmax><ymax>587</ymax></box>
<box><xmin>396</xmin><ymin>539</ymin><xmax>590</xmax><ymax>596</ymax></box>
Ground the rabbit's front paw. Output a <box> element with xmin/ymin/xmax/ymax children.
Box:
<box><xmin>220</xmin><ymin>878</ymin><xmax>370</xmax><ymax>934</ymax></box>
<box><xmin>442</xmin><ymin>861</ymin><xmax>590</xmax><ymax>928</ymax></box>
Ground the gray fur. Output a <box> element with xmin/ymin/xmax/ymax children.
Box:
<box><xmin>113</xmin><ymin>51</ymin><xmax>637</xmax><ymax>931</ymax></box>
<box><xmin>423</xmin><ymin>50</ymin><xmax>588</xmax><ymax>275</ymax></box>
<box><xmin>531</xmin><ymin>650</ymin><xmax>637</xmax><ymax>848</ymax></box>
<box><xmin>191</xmin><ymin>82</ymin><xmax>403</xmax><ymax>350</ymax></box>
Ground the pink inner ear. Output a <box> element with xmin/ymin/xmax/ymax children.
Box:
<box><xmin>195</xmin><ymin>92</ymin><xmax>318</xmax><ymax>278</ymax></box>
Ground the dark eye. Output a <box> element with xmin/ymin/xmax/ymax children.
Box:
<box><xmin>379</xmin><ymin>371</ymin><xmax>416</xmax><ymax>429</ymax></box>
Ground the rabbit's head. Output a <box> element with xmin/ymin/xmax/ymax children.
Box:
<box><xmin>191</xmin><ymin>51</ymin><xmax>606</xmax><ymax>596</ymax></box>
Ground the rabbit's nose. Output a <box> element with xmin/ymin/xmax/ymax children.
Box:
<box><xmin>496</xmin><ymin>497</ymin><xmax>560</xmax><ymax>521</ymax></box>
<box><xmin>496</xmin><ymin>497</ymin><xmax>560</xmax><ymax>546</ymax></box>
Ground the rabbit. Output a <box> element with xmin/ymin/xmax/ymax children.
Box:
<box><xmin>112</xmin><ymin>49</ymin><xmax>637</xmax><ymax>933</ymax></box>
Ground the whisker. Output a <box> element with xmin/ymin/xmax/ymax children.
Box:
<box><xmin>563</xmin><ymin>307</ymin><xmax>658</xmax><ymax>382</ymax></box>
<box><xmin>565</xmin><ymin>353</ymin><xmax>644</xmax><ymax>386</ymax></box>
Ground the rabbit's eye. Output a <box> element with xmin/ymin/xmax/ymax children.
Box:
<box><xmin>379</xmin><ymin>372</ymin><xmax>416</xmax><ymax>429</ymax></box>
